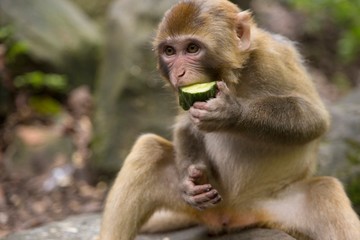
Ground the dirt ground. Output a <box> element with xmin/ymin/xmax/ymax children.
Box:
<box><xmin>0</xmin><ymin>149</ymin><xmax>108</xmax><ymax>238</ymax></box>
<box><xmin>0</xmin><ymin>89</ymin><xmax>109</xmax><ymax>238</ymax></box>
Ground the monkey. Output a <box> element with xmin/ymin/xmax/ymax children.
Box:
<box><xmin>99</xmin><ymin>0</ymin><xmax>360</xmax><ymax>239</ymax></box>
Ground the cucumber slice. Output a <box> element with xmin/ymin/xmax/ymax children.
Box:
<box><xmin>179</xmin><ymin>81</ymin><xmax>217</xmax><ymax>110</ymax></box>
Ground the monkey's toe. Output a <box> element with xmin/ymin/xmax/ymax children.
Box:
<box><xmin>185</xmin><ymin>189</ymin><xmax>222</xmax><ymax>210</ymax></box>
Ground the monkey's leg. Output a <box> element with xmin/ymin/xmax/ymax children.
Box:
<box><xmin>99</xmin><ymin>134</ymin><xmax>194</xmax><ymax>240</ymax></box>
<box><xmin>140</xmin><ymin>209</ymin><xmax>197</xmax><ymax>233</ymax></box>
<box><xmin>260</xmin><ymin>176</ymin><xmax>360</xmax><ymax>240</ymax></box>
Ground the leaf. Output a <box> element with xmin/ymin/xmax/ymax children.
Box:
<box><xmin>0</xmin><ymin>26</ymin><xmax>13</xmax><ymax>40</ymax></box>
<box><xmin>14</xmin><ymin>71</ymin><xmax>68</xmax><ymax>92</ymax></box>
<box><xmin>7</xmin><ymin>42</ymin><xmax>28</xmax><ymax>62</ymax></box>
<box><xmin>29</xmin><ymin>96</ymin><xmax>62</xmax><ymax>116</ymax></box>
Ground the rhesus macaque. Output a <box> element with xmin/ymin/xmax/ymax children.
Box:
<box><xmin>100</xmin><ymin>0</ymin><xmax>360</xmax><ymax>239</ymax></box>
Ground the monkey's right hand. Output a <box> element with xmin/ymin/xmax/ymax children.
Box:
<box><xmin>181</xmin><ymin>165</ymin><xmax>222</xmax><ymax>210</ymax></box>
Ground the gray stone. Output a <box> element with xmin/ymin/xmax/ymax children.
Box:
<box><xmin>92</xmin><ymin>0</ymin><xmax>178</xmax><ymax>172</ymax></box>
<box><xmin>1</xmin><ymin>214</ymin><xmax>295</xmax><ymax>240</ymax></box>
<box><xmin>2</xmin><ymin>214</ymin><xmax>101</xmax><ymax>240</ymax></box>
<box><xmin>0</xmin><ymin>0</ymin><xmax>102</xmax><ymax>88</ymax></box>
<box><xmin>0</xmin><ymin>0</ymin><xmax>101</xmax><ymax>66</ymax></box>
<box><xmin>318</xmin><ymin>87</ymin><xmax>360</xmax><ymax>180</ymax></box>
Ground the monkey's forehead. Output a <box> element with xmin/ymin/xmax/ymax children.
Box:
<box><xmin>155</xmin><ymin>0</ymin><xmax>239</xmax><ymax>42</ymax></box>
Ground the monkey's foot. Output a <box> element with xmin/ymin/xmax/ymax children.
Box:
<box><xmin>183</xmin><ymin>185</ymin><xmax>222</xmax><ymax>210</ymax></box>
<box><xmin>181</xmin><ymin>165</ymin><xmax>222</xmax><ymax>210</ymax></box>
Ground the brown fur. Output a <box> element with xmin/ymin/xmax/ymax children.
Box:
<box><xmin>100</xmin><ymin>1</ymin><xmax>360</xmax><ymax>239</ymax></box>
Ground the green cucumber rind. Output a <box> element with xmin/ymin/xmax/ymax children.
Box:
<box><xmin>178</xmin><ymin>82</ymin><xmax>217</xmax><ymax>110</ymax></box>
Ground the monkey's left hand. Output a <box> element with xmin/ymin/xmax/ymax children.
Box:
<box><xmin>189</xmin><ymin>81</ymin><xmax>241</xmax><ymax>132</ymax></box>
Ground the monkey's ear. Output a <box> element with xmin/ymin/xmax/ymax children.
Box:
<box><xmin>235</xmin><ymin>11</ymin><xmax>252</xmax><ymax>51</ymax></box>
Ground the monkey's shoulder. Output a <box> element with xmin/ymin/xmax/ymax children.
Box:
<box><xmin>253</xmin><ymin>29</ymin><xmax>303</xmax><ymax>59</ymax></box>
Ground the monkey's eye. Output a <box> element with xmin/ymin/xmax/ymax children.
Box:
<box><xmin>164</xmin><ymin>46</ymin><xmax>176</xmax><ymax>56</ymax></box>
<box><xmin>186</xmin><ymin>43</ymin><xmax>200</xmax><ymax>54</ymax></box>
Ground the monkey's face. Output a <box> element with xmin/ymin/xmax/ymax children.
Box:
<box><xmin>154</xmin><ymin>0</ymin><xmax>252</xmax><ymax>90</ymax></box>
<box><xmin>157</xmin><ymin>36</ymin><xmax>218</xmax><ymax>90</ymax></box>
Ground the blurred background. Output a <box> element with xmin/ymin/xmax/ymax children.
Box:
<box><xmin>0</xmin><ymin>0</ymin><xmax>359</xmax><ymax>237</ymax></box>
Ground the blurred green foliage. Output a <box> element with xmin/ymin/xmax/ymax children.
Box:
<box><xmin>14</xmin><ymin>71</ymin><xmax>67</xmax><ymax>92</ymax></box>
<box><xmin>345</xmin><ymin>139</ymin><xmax>360</xmax><ymax>214</ymax></box>
<box><xmin>0</xmin><ymin>26</ymin><xmax>28</xmax><ymax>63</ymax></box>
<box><xmin>0</xmin><ymin>25</ymin><xmax>68</xmax><ymax>117</ymax></box>
<box><xmin>346</xmin><ymin>139</ymin><xmax>360</xmax><ymax>165</ymax></box>
<box><xmin>29</xmin><ymin>96</ymin><xmax>62</xmax><ymax>116</ymax></box>
<box><xmin>347</xmin><ymin>175</ymin><xmax>360</xmax><ymax>213</ymax></box>
<box><xmin>287</xmin><ymin>0</ymin><xmax>360</xmax><ymax>63</ymax></box>
<box><xmin>14</xmin><ymin>71</ymin><xmax>68</xmax><ymax>116</ymax></box>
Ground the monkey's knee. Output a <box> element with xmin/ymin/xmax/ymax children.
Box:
<box><xmin>126</xmin><ymin>133</ymin><xmax>174</xmax><ymax>165</ymax></box>
<box><xmin>119</xmin><ymin>134</ymin><xmax>177</xmax><ymax>192</ymax></box>
<box><xmin>307</xmin><ymin>176</ymin><xmax>347</xmax><ymax>200</ymax></box>
<box><xmin>304</xmin><ymin>177</ymin><xmax>360</xmax><ymax>238</ymax></box>
<box><xmin>117</xmin><ymin>134</ymin><xmax>180</xmax><ymax>207</ymax></box>
<box><xmin>308</xmin><ymin>177</ymin><xmax>353</xmax><ymax>211</ymax></box>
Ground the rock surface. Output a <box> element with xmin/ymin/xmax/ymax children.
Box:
<box><xmin>1</xmin><ymin>214</ymin><xmax>295</xmax><ymax>240</ymax></box>
<box><xmin>0</xmin><ymin>0</ymin><xmax>101</xmax><ymax>87</ymax></box>
<box><xmin>318</xmin><ymin>87</ymin><xmax>360</xmax><ymax>179</ymax></box>
<box><xmin>92</xmin><ymin>0</ymin><xmax>178</xmax><ymax>172</ymax></box>
<box><xmin>318</xmin><ymin>87</ymin><xmax>360</xmax><ymax>213</ymax></box>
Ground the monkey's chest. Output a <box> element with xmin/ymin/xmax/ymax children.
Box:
<box><xmin>204</xmin><ymin>132</ymin><xmax>264</xmax><ymax>163</ymax></box>
<box><xmin>203</xmin><ymin>132</ymin><xmax>298</xmax><ymax>194</ymax></box>
<box><xmin>203</xmin><ymin>132</ymin><xmax>264</xmax><ymax>177</ymax></box>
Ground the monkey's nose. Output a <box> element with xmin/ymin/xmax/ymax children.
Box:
<box><xmin>177</xmin><ymin>70</ymin><xmax>186</xmax><ymax>78</ymax></box>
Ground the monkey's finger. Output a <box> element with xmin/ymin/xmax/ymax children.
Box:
<box><xmin>192</xmin><ymin>101</ymin><xmax>219</xmax><ymax>112</ymax></box>
<box><xmin>216</xmin><ymin>81</ymin><xmax>230</xmax><ymax>95</ymax></box>
<box><xmin>189</xmin><ymin>108</ymin><xmax>209</xmax><ymax>121</ymax></box>
<box><xmin>210</xmin><ymin>194</ymin><xmax>222</xmax><ymax>205</ymax></box>
<box><xmin>192</xmin><ymin>102</ymin><xmax>208</xmax><ymax>110</ymax></box>
<box><xmin>193</xmin><ymin>99</ymin><xmax>224</xmax><ymax>114</ymax></box>
<box><xmin>196</xmin><ymin>194</ymin><xmax>223</xmax><ymax>210</ymax></box>
<box><xmin>184</xmin><ymin>190</ymin><xmax>221</xmax><ymax>210</ymax></box>
<box><xmin>184</xmin><ymin>184</ymin><xmax>212</xmax><ymax>196</ymax></box>
<box><xmin>191</xmin><ymin>189</ymin><xmax>220</xmax><ymax>204</ymax></box>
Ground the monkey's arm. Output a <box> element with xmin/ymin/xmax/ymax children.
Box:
<box><xmin>190</xmin><ymin>82</ymin><xmax>329</xmax><ymax>144</ymax></box>
<box><xmin>174</xmin><ymin>122</ymin><xmax>222</xmax><ymax>209</ymax></box>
